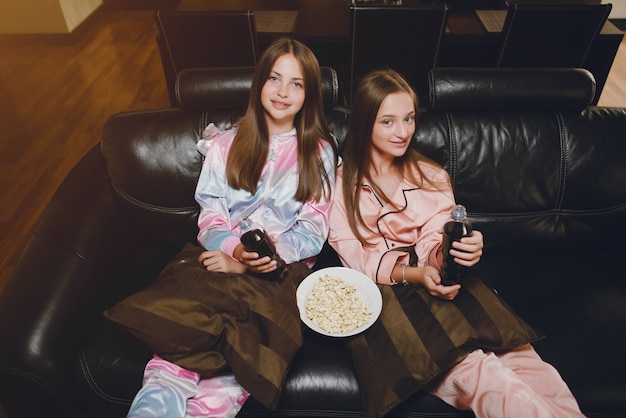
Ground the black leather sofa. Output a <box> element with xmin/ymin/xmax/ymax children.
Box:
<box><xmin>1</xmin><ymin>66</ymin><xmax>625</xmax><ymax>418</ymax></box>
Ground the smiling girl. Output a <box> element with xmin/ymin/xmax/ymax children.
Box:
<box><xmin>329</xmin><ymin>69</ymin><xmax>584</xmax><ymax>418</ymax></box>
<box><xmin>107</xmin><ymin>37</ymin><xmax>337</xmax><ymax>418</ymax></box>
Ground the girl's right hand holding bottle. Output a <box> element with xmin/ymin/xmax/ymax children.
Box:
<box><xmin>198</xmin><ymin>245</ymin><xmax>278</xmax><ymax>274</ymax></box>
<box><xmin>198</xmin><ymin>249</ymin><xmax>248</xmax><ymax>274</ymax></box>
<box><xmin>234</xmin><ymin>244</ymin><xmax>280</xmax><ymax>274</ymax></box>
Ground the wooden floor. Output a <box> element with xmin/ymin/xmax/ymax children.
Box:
<box><xmin>0</xmin><ymin>10</ymin><xmax>625</xmax><ymax>293</ymax></box>
<box><xmin>0</xmin><ymin>9</ymin><xmax>171</xmax><ymax>297</ymax></box>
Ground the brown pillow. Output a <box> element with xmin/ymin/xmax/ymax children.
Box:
<box><xmin>104</xmin><ymin>243</ymin><xmax>311</xmax><ymax>410</ymax></box>
<box><xmin>346</xmin><ymin>271</ymin><xmax>543</xmax><ymax>418</ymax></box>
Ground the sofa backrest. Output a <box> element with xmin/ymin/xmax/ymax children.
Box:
<box><xmin>174</xmin><ymin>66</ymin><xmax>344</xmax><ymax>113</ymax></box>
<box><xmin>416</xmin><ymin>68</ymin><xmax>626</xmax><ymax>253</ymax></box>
<box><xmin>101</xmin><ymin>66</ymin><xmax>344</xmax><ymax>245</ymax></box>
<box><xmin>100</xmin><ymin>67</ymin><xmax>626</xmax><ymax>254</ymax></box>
<box><xmin>426</xmin><ymin>67</ymin><xmax>595</xmax><ymax>111</ymax></box>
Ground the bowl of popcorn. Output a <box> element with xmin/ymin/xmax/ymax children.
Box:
<box><xmin>296</xmin><ymin>267</ymin><xmax>383</xmax><ymax>337</ymax></box>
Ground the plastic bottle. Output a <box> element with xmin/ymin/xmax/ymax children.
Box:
<box><xmin>441</xmin><ymin>205</ymin><xmax>473</xmax><ymax>286</ymax></box>
<box><xmin>239</xmin><ymin>217</ymin><xmax>286</xmax><ymax>280</ymax></box>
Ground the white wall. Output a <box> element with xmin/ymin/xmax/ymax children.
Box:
<box><xmin>0</xmin><ymin>0</ymin><xmax>102</xmax><ymax>34</ymax></box>
<box><xmin>60</xmin><ymin>0</ymin><xmax>103</xmax><ymax>32</ymax></box>
<box><xmin>604</xmin><ymin>0</ymin><xmax>626</xmax><ymax>19</ymax></box>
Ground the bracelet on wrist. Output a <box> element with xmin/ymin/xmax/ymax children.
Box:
<box><xmin>401</xmin><ymin>263</ymin><xmax>409</xmax><ymax>286</ymax></box>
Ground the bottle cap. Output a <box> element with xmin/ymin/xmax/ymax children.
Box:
<box><xmin>451</xmin><ymin>204</ymin><xmax>467</xmax><ymax>221</ymax></box>
<box><xmin>239</xmin><ymin>217</ymin><xmax>252</xmax><ymax>230</ymax></box>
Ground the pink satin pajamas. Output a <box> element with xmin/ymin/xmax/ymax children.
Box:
<box><xmin>430</xmin><ymin>344</ymin><xmax>585</xmax><ymax>418</ymax></box>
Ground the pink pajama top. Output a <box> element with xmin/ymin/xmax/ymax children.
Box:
<box><xmin>195</xmin><ymin>124</ymin><xmax>336</xmax><ymax>266</ymax></box>
<box><xmin>328</xmin><ymin>162</ymin><xmax>456</xmax><ymax>285</ymax></box>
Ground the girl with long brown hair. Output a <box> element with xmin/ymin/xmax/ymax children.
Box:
<box><xmin>106</xmin><ymin>37</ymin><xmax>337</xmax><ymax>417</ymax></box>
<box><xmin>329</xmin><ymin>69</ymin><xmax>583</xmax><ymax>418</ymax></box>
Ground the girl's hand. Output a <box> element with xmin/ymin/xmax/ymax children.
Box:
<box><xmin>239</xmin><ymin>250</ymin><xmax>278</xmax><ymax>274</ymax></box>
<box><xmin>419</xmin><ymin>266</ymin><xmax>461</xmax><ymax>300</ymax></box>
<box><xmin>450</xmin><ymin>230</ymin><xmax>484</xmax><ymax>267</ymax></box>
<box><xmin>233</xmin><ymin>243</ymin><xmax>278</xmax><ymax>274</ymax></box>
<box><xmin>198</xmin><ymin>250</ymin><xmax>247</xmax><ymax>274</ymax></box>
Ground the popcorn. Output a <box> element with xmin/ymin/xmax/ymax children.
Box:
<box><xmin>304</xmin><ymin>274</ymin><xmax>372</xmax><ymax>335</ymax></box>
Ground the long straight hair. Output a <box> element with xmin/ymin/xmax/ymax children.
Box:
<box><xmin>342</xmin><ymin>69</ymin><xmax>444</xmax><ymax>245</ymax></box>
<box><xmin>226</xmin><ymin>37</ymin><xmax>337</xmax><ymax>202</ymax></box>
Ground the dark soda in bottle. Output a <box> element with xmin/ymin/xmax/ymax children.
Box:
<box><xmin>239</xmin><ymin>217</ymin><xmax>286</xmax><ymax>280</ymax></box>
<box><xmin>441</xmin><ymin>205</ymin><xmax>473</xmax><ymax>286</ymax></box>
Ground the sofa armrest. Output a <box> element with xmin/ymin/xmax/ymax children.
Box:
<box><xmin>0</xmin><ymin>144</ymin><xmax>147</xmax><ymax>416</ymax></box>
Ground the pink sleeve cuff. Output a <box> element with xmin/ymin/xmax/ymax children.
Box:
<box><xmin>426</xmin><ymin>243</ymin><xmax>443</xmax><ymax>269</ymax></box>
<box><xmin>378</xmin><ymin>252</ymin><xmax>410</xmax><ymax>285</ymax></box>
<box><xmin>222</xmin><ymin>237</ymin><xmax>241</xmax><ymax>259</ymax></box>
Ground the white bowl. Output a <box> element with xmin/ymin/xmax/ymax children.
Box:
<box><xmin>296</xmin><ymin>266</ymin><xmax>383</xmax><ymax>337</ymax></box>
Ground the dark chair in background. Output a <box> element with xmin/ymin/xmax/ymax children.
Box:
<box><xmin>496</xmin><ymin>2</ymin><xmax>611</xmax><ymax>68</ymax></box>
<box><xmin>349</xmin><ymin>5</ymin><xmax>448</xmax><ymax>104</ymax></box>
<box><xmin>155</xmin><ymin>10</ymin><xmax>259</xmax><ymax>105</ymax></box>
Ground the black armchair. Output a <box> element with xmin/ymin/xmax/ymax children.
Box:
<box><xmin>349</xmin><ymin>5</ymin><xmax>448</xmax><ymax>104</ymax></box>
<box><xmin>155</xmin><ymin>10</ymin><xmax>259</xmax><ymax>105</ymax></box>
<box><xmin>496</xmin><ymin>2</ymin><xmax>612</xmax><ymax>68</ymax></box>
